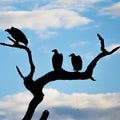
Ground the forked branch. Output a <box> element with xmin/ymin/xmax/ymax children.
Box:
<box><xmin>0</xmin><ymin>34</ymin><xmax>120</xmax><ymax>120</ymax></box>
<box><xmin>0</xmin><ymin>42</ymin><xmax>35</xmax><ymax>79</ymax></box>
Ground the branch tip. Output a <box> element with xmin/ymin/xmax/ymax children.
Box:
<box><xmin>90</xmin><ymin>76</ymin><xmax>96</xmax><ymax>81</ymax></box>
<box><xmin>39</xmin><ymin>110</ymin><xmax>49</xmax><ymax>120</ymax></box>
<box><xmin>16</xmin><ymin>66</ymin><xmax>24</xmax><ymax>78</ymax></box>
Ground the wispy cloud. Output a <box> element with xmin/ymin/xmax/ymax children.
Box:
<box><xmin>70</xmin><ymin>41</ymin><xmax>88</xmax><ymax>48</ymax></box>
<box><xmin>0</xmin><ymin>0</ymin><xmax>105</xmax><ymax>11</ymax></box>
<box><xmin>85</xmin><ymin>52</ymin><xmax>94</xmax><ymax>60</ymax></box>
<box><xmin>0</xmin><ymin>0</ymin><xmax>26</xmax><ymax>11</ymax></box>
<box><xmin>35</xmin><ymin>30</ymin><xmax>58</xmax><ymax>39</ymax></box>
<box><xmin>0</xmin><ymin>88</ymin><xmax>120</xmax><ymax>120</ymax></box>
<box><xmin>99</xmin><ymin>2</ymin><xmax>120</xmax><ymax>17</ymax></box>
<box><xmin>41</xmin><ymin>0</ymin><xmax>105</xmax><ymax>12</ymax></box>
<box><xmin>39</xmin><ymin>45</ymin><xmax>51</xmax><ymax>54</ymax></box>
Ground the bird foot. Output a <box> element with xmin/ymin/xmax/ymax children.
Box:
<box><xmin>13</xmin><ymin>42</ymin><xmax>20</xmax><ymax>47</ymax></box>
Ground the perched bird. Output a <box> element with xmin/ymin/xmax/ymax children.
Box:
<box><xmin>52</xmin><ymin>49</ymin><xmax>63</xmax><ymax>71</ymax></box>
<box><xmin>69</xmin><ymin>53</ymin><xmax>82</xmax><ymax>72</ymax></box>
<box><xmin>5</xmin><ymin>27</ymin><xmax>28</xmax><ymax>46</ymax></box>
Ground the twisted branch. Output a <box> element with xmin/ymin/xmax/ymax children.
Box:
<box><xmin>0</xmin><ymin>34</ymin><xmax>120</xmax><ymax>120</ymax></box>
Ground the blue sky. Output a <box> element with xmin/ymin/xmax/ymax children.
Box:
<box><xmin>0</xmin><ymin>0</ymin><xmax>120</xmax><ymax>120</ymax></box>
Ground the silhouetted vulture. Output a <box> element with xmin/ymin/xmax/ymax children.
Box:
<box><xmin>5</xmin><ymin>27</ymin><xmax>28</xmax><ymax>46</ymax></box>
<box><xmin>52</xmin><ymin>49</ymin><xmax>63</xmax><ymax>71</ymax></box>
<box><xmin>69</xmin><ymin>53</ymin><xmax>82</xmax><ymax>72</ymax></box>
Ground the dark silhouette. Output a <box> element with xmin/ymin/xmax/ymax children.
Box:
<box><xmin>39</xmin><ymin>110</ymin><xmax>49</xmax><ymax>120</ymax></box>
<box><xmin>97</xmin><ymin>33</ymin><xmax>108</xmax><ymax>53</ymax></box>
<box><xmin>69</xmin><ymin>53</ymin><xmax>82</xmax><ymax>72</ymax></box>
<box><xmin>52</xmin><ymin>49</ymin><xmax>63</xmax><ymax>71</ymax></box>
<box><xmin>0</xmin><ymin>29</ymin><xmax>120</xmax><ymax>120</ymax></box>
<box><xmin>5</xmin><ymin>27</ymin><xmax>28</xmax><ymax>46</ymax></box>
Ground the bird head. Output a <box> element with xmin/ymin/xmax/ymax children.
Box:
<box><xmin>11</xmin><ymin>27</ymin><xmax>15</xmax><ymax>29</ymax></box>
<box><xmin>52</xmin><ymin>49</ymin><xmax>58</xmax><ymax>53</ymax></box>
<box><xmin>69</xmin><ymin>53</ymin><xmax>75</xmax><ymax>57</ymax></box>
<box><xmin>5</xmin><ymin>28</ymin><xmax>11</xmax><ymax>33</ymax></box>
<box><xmin>11</xmin><ymin>27</ymin><xmax>16</xmax><ymax>31</ymax></box>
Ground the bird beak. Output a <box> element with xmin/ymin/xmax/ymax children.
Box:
<box><xmin>69</xmin><ymin>54</ymin><xmax>72</xmax><ymax>57</ymax></box>
<box><xmin>52</xmin><ymin>49</ymin><xmax>56</xmax><ymax>52</ymax></box>
<box><xmin>5</xmin><ymin>29</ymin><xmax>9</xmax><ymax>32</ymax></box>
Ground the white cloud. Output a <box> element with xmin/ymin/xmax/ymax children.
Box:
<box><xmin>99</xmin><ymin>2</ymin><xmax>120</xmax><ymax>17</ymax></box>
<box><xmin>42</xmin><ymin>89</ymin><xmax>120</xmax><ymax>109</ymax></box>
<box><xmin>0</xmin><ymin>92</ymin><xmax>32</xmax><ymax>120</ymax></box>
<box><xmin>0</xmin><ymin>88</ymin><xmax>120</xmax><ymax>120</ymax></box>
<box><xmin>0</xmin><ymin>9</ymin><xmax>92</xmax><ymax>31</ymax></box>
<box><xmin>0</xmin><ymin>0</ymin><xmax>106</xmax><ymax>39</ymax></box>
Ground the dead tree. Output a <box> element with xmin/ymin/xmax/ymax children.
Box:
<box><xmin>0</xmin><ymin>32</ymin><xmax>120</xmax><ymax>120</ymax></box>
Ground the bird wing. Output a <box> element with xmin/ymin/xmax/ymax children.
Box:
<box><xmin>11</xmin><ymin>27</ymin><xmax>28</xmax><ymax>45</ymax></box>
<box><xmin>77</xmin><ymin>55</ymin><xmax>82</xmax><ymax>70</ymax></box>
<box><xmin>71</xmin><ymin>56</ymin><xmax>78</xmax><ymax>70</ymax></box>
<box><xmin>59</xmin><ymin>53</ymin><xmax>63</xmax><ymax>67</ymax></box>
<box><xmin>52</xmin><ymin>53</ymin><xmax>63</xmax><ymax>70</ymax></box>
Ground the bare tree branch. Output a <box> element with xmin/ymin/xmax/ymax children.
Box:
<box><xmin>22</xmin><ymin>95</ymin><xmax>44</xmax><ymax>120</ymax></box>
<box><xmin>16</xmin><ymin>66</ymin><xmax>24</xmax><ymax>78</ymax></box>
<box><xmin>0</xmin><ymin>42</ymin><xmax>35</xmax><ymax>79</ymax></box>
<box><xmin>7</xmin><ymin>36</ymin><xmax>16</xmax><ymax>43</ymax></box>
<box><xmin>0</xmin><ymin>33</ymin><xmax>120</xmax><ymax>120</ymax></box>
<box><xmin>39</xmin><ymin>110</ymin><xmax>49</xmax><ymax>120</ymax></box>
